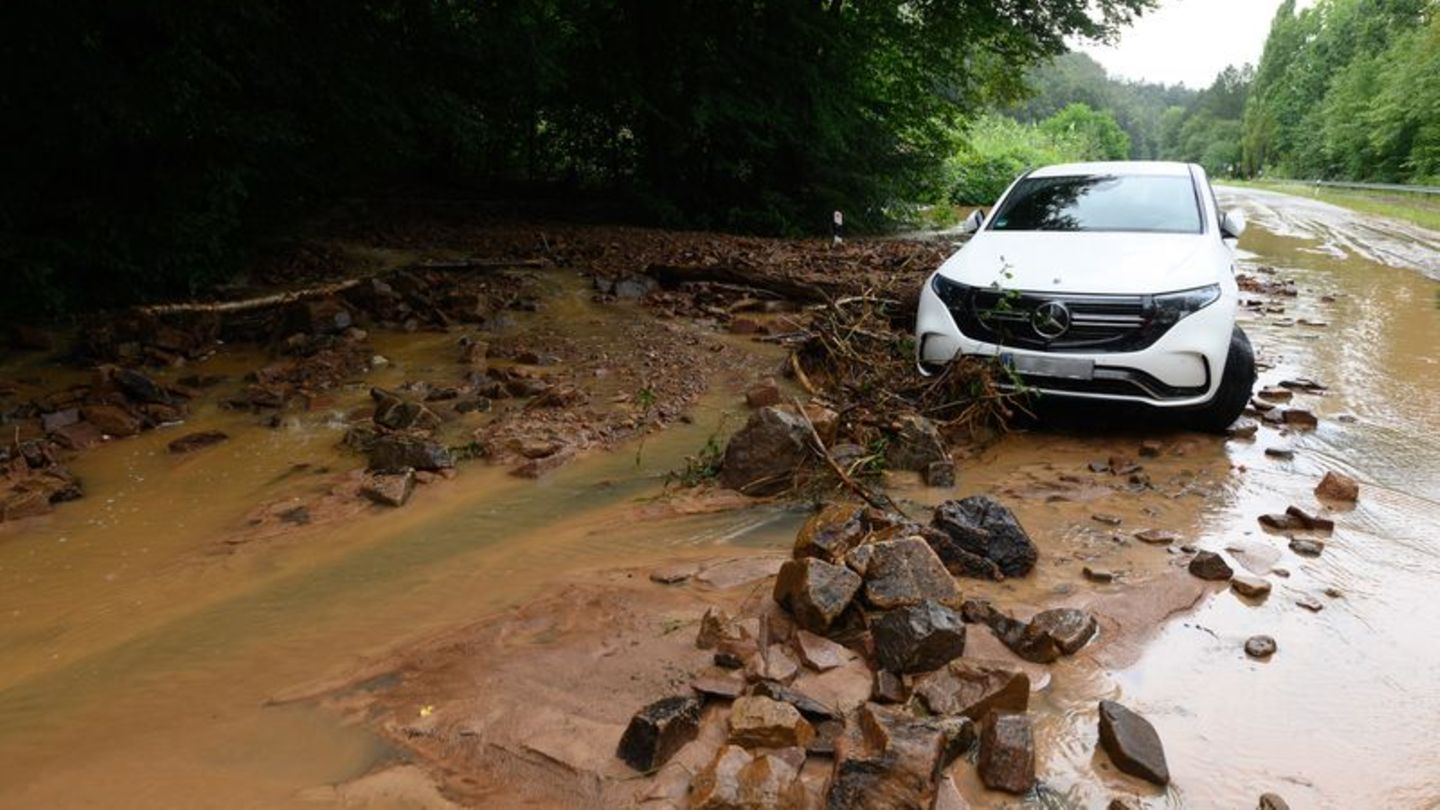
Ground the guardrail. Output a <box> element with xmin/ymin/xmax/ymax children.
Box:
<box><xmin>1260</xmin><ymin>178</ymin><xmax>1440</xmax><ymax>197</ymax></box>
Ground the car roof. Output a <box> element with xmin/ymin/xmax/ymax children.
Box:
<box><xmin>1028</xmin><ymin>161</ymin><xmax>1195</xmax><ymax>178</ymax></box>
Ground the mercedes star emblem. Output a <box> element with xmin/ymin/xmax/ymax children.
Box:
<box><xmin>1031</xmin><ymin>301</ymin><xmax>1071</xmax><ymax>339</ymax></box>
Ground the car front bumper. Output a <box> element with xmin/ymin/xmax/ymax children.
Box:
<box><xmin>914</xmin><ymin>278</ymin><xmax>1234</xmax><ymax>408</ymax></box>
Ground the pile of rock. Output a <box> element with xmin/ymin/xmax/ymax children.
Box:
<box><xmin>2</xmin><ymin>365</ymin><xmax>198</xmax><ymax>521</ymax></box>
<box><xmin>616</xmin><ymin>500</ymin><xmax>1136</xmax><ymax>807</ymax></box>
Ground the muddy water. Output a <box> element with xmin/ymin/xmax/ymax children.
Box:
<box><xmin>2</xmin><ymin>188</ymin><xmax>1438</xmax><ymax>808</ymax></box>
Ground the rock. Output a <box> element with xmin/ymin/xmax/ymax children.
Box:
<box><xmin>923</xmin><ymin>460</ymin><xmax>956</xmax><ymax>488</ymax></box>
<box><xmin>1264</xmin><ymin>446</ymin><xmax>1295</xmax><ymax>460</ymax></box>
<box><xmin>719</xmin><ymin>406</ymin><xmax>811</xmax><ymax>495</ymax></box>
<box><xmin>1315</xmin><ymin>471</ymin><xmax>1359</xmax><ymax>502</ymax></box>
<box><xmin>849</xmin><ymin>537</ymin><xmax>961</xmax><ymax>610</ymax></box>
<box><xmin>1259</xmin><ymin>792</ymin><xmax>1291</xmax><ymax>810</ymax></box>
<box><xmin>916</xmin><ymin>526</ymin><xmax>1003</xmax><ymax>581</ymax></box>
<box><xmin>692</xmin><ymin>673</ymin><xmax>747</xmax><ymax>700</ymax></box>
<box><xmin>793</xmin><ymin>504</ymin><xmax>869</xmax><ymax>563</ymax></box>
<box><xmin>111</xmin><ymin>367</ymin><xmax>172</xmax><ymax>405</ymax></box>
<box><xmin>690</xmin><ymin>745</ymin><xmax>805</xmax><ymax>810</ymax></box>
<box><xmin>1107</xmin><ymin>800</ymin><xmax>1140</xmax><ymax>810</ymax></box>
<box><xmin>772</xmin><ymin>558</ymin><xmax>862</xmax><ymax>633</ymax></box>
<box><xmin>40</xmin><ymin>408</ymin><xmax>80</xmax><ymax>433</ymax></box>
<box><xmin>1289</xmin><ymin>538</ymin><xmax>1325</xmax><ymax>557</ymax></box>
<box><xmin>1133</xmin><ymin>528</ymin><xmax>1179</xmax><ymax>545</ymax></box>
<box><xmin>871</xmin><ymin>670</ymin><xmax>908</xmax><ymax>704</ymax></box>
<box><xmin>977</xmin><ymin>712</ymin><xmax>1035</xmax><ymax>794</ymax></box>
<box><xmin>1097</xmin><ymin>700</ymin><xmax>1170</xmax><ymax>786</ymax></box>
<box><xmin>933</xmin><ymin>776</ymin><xmax>968</xmax><ymax>810</ymax></box>
<box><xmin>795</xmin><ymin>630</ymin><xmax>851</xmax><ymax>672</ymax></box>
<box><xmin>986</xmin><ymin>607</ymin><xmax>1096</xmax><ymax>663</ymax></box>
<box><xmin>1230</xmin><ymin>574</ymin><xmax>1272</xmax><ymax>599</ymax></box>
<box><xmin>913</xmin><ymin>659</ymin><xmax>1029</xmax><ymax>720</ymax></box>
<box><xmin>167</xmin><ymin>430</ymin><xmax>229</xmax><ymax>454</ymax></box>
<box><xmin>884</xmin><ymin>414</ymin><xmax>948</xmax><ymax>472</ymax></box>
<box><xmin>1188</xmin><ymin>551</ymin><xmax>1234</xmax><ymax>581</ymax></box>
<box><xmin>1257</xmin><ymin>387</ymin><xmax>1293</xmax><ymax>402</ymax></box>
<box><xmin>616</xmin><ymin>695</ymin><xmax>703</xmax><ymax>771</ymax></box>
<box><xmin>1284</xmin><ymin>504</ymin><xmax>1335</xmax><ymax>532</ymax></box>
<box><xmin>1258</xmin><ymin>512</ymin><xmax>1305</xmax><ymax>531</ymax></box>
<box><xmin>697</xmin><ymin>607</ymin><xmax>743</xmax><ymax>650</ymax></box>
<box><xmin>2</xmin><ymin>489</ymin><xmax>52</xmax><ymax>521</ymax></box>
<box><xmin>930</xmin><ymin>496</ymin><xmax>1038</xmax><ymax>578</ymax></box>
<box><xmin>83</xmin><ymin>404</ymin><xmax>142</xmax><ymax>437</ymax></box>
<box><xmin>1244</xmin><ymin>635</ymin><xmax>1277</xmax><ymax>658</ymax></box>
<box><xmin>872</xmin><ymin>600</ymin><xmax>966</xmax><ymax>674</ymax></box>
<box><xmin>1282</xmin><ymin>409</ymin><xmax>1318</xmax><ymax>430</ymax></box>
<box><xmin>1295</xmin><ymin>596</ymin><xmax>1324</xmax><ymax>612</ymax></box>
<box><xmin>1227</xmin><ymin>418</ymin><xmax>1260</xmax><ymax>439</ymax></box>
<box><xmin>750</xmin><ymin>681</ymin><xmax>838</xmax><ymax>722</ymax></box>
<box><xmin>745</xmin><ymin>644</ymin><xmax>800</xmax><ymax>684</ymax></box>
<box><xmin>371</xmin><ymin>388</ymin><xmax>442</xmax><ymax>432</ymax></box>
<box><xmin>360</xmin><ymin>470</ymin><xmax>416</xmax><ymax>507</ymax></box>
<box><xmin>827</xmin><ymin>704</ymin><xmax>948</xmax><ymax>810</ymax></box>
<box><xmin>1091</xmin><ymin>513</ymin><xmax>1123</xmax><ymax>526</ymax></box>
<box><xmin>1083</xmin><ymin>566</ymin><xmax>1116</xmax><ymax>583</ymax></box>
<box><xmin>1138</xmin><ymin>440</ymin><xmax>1163</xmax><ymax>457</ymax></box>
<box><xmin>808</xmin><ymin>719</ymin><xmax>844</xmax><ymax>757</ymax></box>
<box><xmin>728</xmin><ymin>696</ymin><xmax>814</xmax><ymax>749</ymax></box>
<box><xmin>49</xmin><ymin>421</ymin><xmax>103</xmax><ymax>451</ymax></box>
<box><xmin>745</xmin><ymin>380</ymin><xmax>781</xmax><ymax>408</ymax></box>
<box><xmin>367</xmin><ymin>434</ymin><xmax>453</xmax><ymax>473</ymax></box>
<box><xmin>649</xmin><ymin>561</ymin><xmax>700</xmax><ymax>584</ymax></box>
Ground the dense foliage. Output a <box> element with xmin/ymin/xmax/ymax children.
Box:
<box><xmin>948</xmin><ymin>105</ymin><xmax>1130</xmax><ymax>204</ymax></box>
<box><xmin>0</xmin><ymin>0</ymin><xmax>1154</xmax><ymax>317</ymax></box>
<box><xmin>1160</xmin><ymin>65</ymin><xmax>1252</xmax><ymax>177</ymax></box>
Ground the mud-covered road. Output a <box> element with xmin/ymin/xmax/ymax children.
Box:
<box><xmin>0</xmin><ymin>187</ymin><xmax>1437</xmax><ymax>809</ymax></box>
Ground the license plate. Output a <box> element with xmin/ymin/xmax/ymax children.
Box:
<box><xmin>1010</xmin><ymin>354</ymin><xmax>1095</xmax><ymax>380</ymax></box>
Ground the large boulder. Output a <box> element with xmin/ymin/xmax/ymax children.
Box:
<box><xmin>1097</xmin><ymin>700</ymin><xmax>1170</xmax><ymax>786</ymax></box>
<box><xmin>720</xmin><ymin>406</ymin><xmax>811</xmax><ymax>495</ymax></box>
<box><xmin>884</xmin><ymin>414</ymin><xmax>948</xmax><ymax>472</ymax></box>
<box><xmin>916</xmin><ymin>526</ymin><xmax>1002</xmax><ymax>581</ymax></box>
<box><xmin>773</xmin><ymin>558</ymin><xmax>862</xmax><ymax>633</ymax></box>
<box><xmin>825</xmin><ymin>704</ymin><xmax>949</xmax><ymax>810</ymax></box>
<box><xmin>978</xmin><ymin>711</ymin><xmax>1035</xmax><ymax>794</ymax></box>
<box><xmin>616</xmin><ymin>695</ymin><xmax>703</xmax><ymax>771</ymax></box>
<box><xmin>912</xmin><ymin>659</ymin><xmax>1029</xmax><ymax>721</ymax></box>
<box><xmin>367</xmin><ymin>434</ymin><xmax>453</xmax><ymax>473</ymax></box>
<box><xmin>872</xmin><ymin>600</ymin><xmax>966</xmax><ymax>674</ymax></box>
<box><xmin>793</xmin><ymin>504</ymin><xmax>870</xmax><ymax>563</ymax></box>
<box><xmin>930</xmin><ymin>496</ymin><xmax>1038</xmax><ymax>578</ymax></box>
<box><xmin>846</xmin><ymin>537</ymin><xmax>961</xmax><ymax>610</ymax></box>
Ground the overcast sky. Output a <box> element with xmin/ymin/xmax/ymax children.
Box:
<box><xmin>1080</xmin><ymin>0</ymin><xmax>1299</xmax><ymax>89</ymax></box>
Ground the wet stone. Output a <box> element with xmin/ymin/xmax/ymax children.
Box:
<box><xmin>793</xmin><ymin>504</ymin><xmax>869</xmax><ymax>564</ymax></box>
<box><xmin>648</xmin><ymin>561</ymin><xmax>700</xmax><ymax>584</ymax></box>
<box><xmin>913</xmin><ymin>659</ymin><xmax>1029</xmax><ymax>721</ymax></box>
<box><xmin>924</xmin><ymin>460</ymin><xmax>956</xmax><ymax>488</ymax></box>
<box><xmin>1227</xmin><ymin>418</ymin><xmax>1260</xmax><ymax>439</ymax></box>
<box><xmin>1259</xmin><ymin>792</ymin><xmax>1292</xmax><ymax>810</ymax></box>
<box><xmin>616</xmin><ymin>695</ymin><xmax>703</xmax><ymax>771</ymax></box>
<box><xmin>1083</xmin><ymin>566</ymin><xmax>1116</xmax><ymax>583</ymax></box>
<box><xmin>977</xmin><ymin>711</ymin><xmax>1035</xmax><ymax>795</ymax></box>
<box><xmin>367</xmin><ymin>434</ymin><xmax>453</xmax><ymax>473</ymax></box>
<box><xmin>873</xmin><ymin>600</ymin><xmax>967</xmax><ymax>674</ymax></box>
<box><xmin>1245</xmin><ymin>635</ymin><xmax>1278</xmax><ymax>659</ymax></box>
<box><xmin>772</xmin><ymin>557</ymin><xmax>862</xmax><ymax>633</ymax></box>
<box><xmin>360</xmin><ymin>469</ymin><xmax>416</xmax><ymax>507</ymax></box>
<box><xmin>697</xmin><ymin>607</ymin><xmax>742</xmax><ymax>650</ymax></box>
<box><xmin>1289</xmin><ymin>538</ymin><xmax>1325</xmax><ymax>557</ymax></box>
<box><xmin>1091</xmin><ymin>513</ymin><xmax>1123</xmax><ymax>526</ymax></box>
<box><xmin>987</xmin><ymin>607</ymin><xmax>1096</xmax><ymax>663</ymax></box>
<box><xmin>691</xmin><ymin>673</ymin><xmax>747</xmax><ymax>700</ymax></box>
<box><xmin>1097</xmin><ymin>700</ymin><xmax>1170</xmax><ymax>786</ymax></box>
<box><xmin>728</xmin><ymin>695</ymin><xmax>814</xmax><ymax>749</ymax></box>
<box><xmin>1134</xmin><ymin>528</ymin><xmax>1179</xmax><ymax>545</ymax></box>
<box><xmin>930</xmin><ymin>495</ymin><xmax>1038</xmax><ymax>578</ymax></box>
<box><xmin>719</xmin><ymin>406</ymin><xmax>810</xmax><ymax>496</ymax></box>
<box><xmin>745</xmin><ymin>644</ymin><xmax>800</xmax><ymax>684</ymax></box>
<box><xmin>1264</xmin><ymin>446</ymin><xmax>1295</xmax><ymax>460</ymax></box>
<box><xmin>851</xmin><ymin>537</ymin><xmax>961</xmax><ymax>610</ymax></box>
<box><xmin>751</xmin><ymin>680</ymin><xmax>838</xmax><ymax>722</ymax></box>
<box><xmin>871</xmin><ymin>669</ymin><xmax>908</xmax><ymax>704</ymax></box>
<box><xmin>1315</xmin><ymin>470</ymin><xmax>1359</xmax><ymax>502</ymax></box>
<box><xmin>1188</xmin><ymin>551</ymin><xmax>1234</xmax><ymax>581</ymax></box>
<box><xmin>794</xmin><ymin>630</ymin><xmax>851</xmax><ymax>672</ymax></box>
<box><xmin>1282</xmin><ymin>409</ymin><xmax>1318</xmax><ymax>430</ymax></box>
<box><xmin>884</xmin><ymin>413</ymin><xmax>949</xmax><ymax>472</ymax></box>
<box><xmin>690</xmin><ymin>744</ymin><xmax>805</xmax><ymax>810</ymax></box>
<box><xmin>167</xmin><ymin>430</ymin><xmax>229</xmax><ymax>454</ymax></box>
<box><xmin>1231</xmin><ymin>574</ymin><xmax>1272</xmax><ymax>599</ymax></box>
<box><xmin>745</xmin><ymin>380</ymin><xmax>781</xmax><ymax>408</ymax></box>
<box><xmin>1285</xmin><ymin>504</ymin><xmax>1335</xmax><ymax>532</ymax></box>
<box><xmin>1296</xmin><ymin>596</ymin><xmax>1324</xmax><ymax>612</ymax></box>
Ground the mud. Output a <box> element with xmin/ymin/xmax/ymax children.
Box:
<box><xmin>0</xmin><ymin>190</ymin><xmax>1437</xmax><ymax>808</ymax></box>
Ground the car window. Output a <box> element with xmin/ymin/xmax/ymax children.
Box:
<box><xmin>989</xmin><ymin>174</ymin><xmax>1202</xmax><ymax>234</ymax></box>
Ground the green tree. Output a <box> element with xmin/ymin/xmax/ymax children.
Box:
<box><xmin>1040</xmin><ymin>103</ymin><xmax>1132</xmax><ymax>160</ymax></box>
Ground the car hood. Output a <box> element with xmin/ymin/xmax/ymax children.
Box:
<box><xmin>935</xmin><ymin>231</ymin><xmax>1218</xmax><ymax>295</ymax></box>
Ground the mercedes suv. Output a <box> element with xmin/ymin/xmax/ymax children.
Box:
<box><xmin>915</xmin><ymin>161</ymin><xmax>1255</xmax><ymax>431</ymax></box>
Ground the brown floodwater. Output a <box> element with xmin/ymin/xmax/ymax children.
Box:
<box><xmin>1</xmin><ymin>187</ymin><xmax>1437</xmax><ymax>808</ymax></box>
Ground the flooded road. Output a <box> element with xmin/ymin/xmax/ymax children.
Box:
<box><xmin>1</xmin><ymin>186</ymin><xmax>1438</xmax><ymax>808</ymax></box>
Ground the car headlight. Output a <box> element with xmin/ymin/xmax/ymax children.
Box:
<box><xmin>1152</xmin><ymin>284</ymin><xmax>1220</xmax><ymax>329</ymax></box>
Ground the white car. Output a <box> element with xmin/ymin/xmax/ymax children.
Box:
<box><xmin>915</xmin><ymin>161</ymin><xmax>1255</xmax><ymax>431</ymax></box>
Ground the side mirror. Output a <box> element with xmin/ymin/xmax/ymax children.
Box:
<box><xmin>960</xmin><ymin>209</ymin><xmax>986</xmax><ymax>235</ymax></box>
<box><xmin>1220</xmin><ymin>209</ymin><xmax>1247</xmax><ymax>239</ymax></box>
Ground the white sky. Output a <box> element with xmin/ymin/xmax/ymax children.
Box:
<box><xmin>1080</xmin><ymin>0</ymin><xmax>1300</xmax><ymax>88</ymax></box>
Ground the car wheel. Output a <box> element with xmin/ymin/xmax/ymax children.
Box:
<box><xmin>1188</xmin><ymin>326</ymin><xmax>1256</xmax><ymax>433</ymax></box>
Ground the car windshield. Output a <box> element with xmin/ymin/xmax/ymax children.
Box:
<box><xmin>989</xmin><ymin>174</ymin><xmax>1202</xmax><ymax>233</ymax></box>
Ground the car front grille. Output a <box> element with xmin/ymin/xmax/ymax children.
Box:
<box><xmin>932</xmin><ymin>276</ymin><xmax>1165</xmax><ymax>353</ymax></box>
